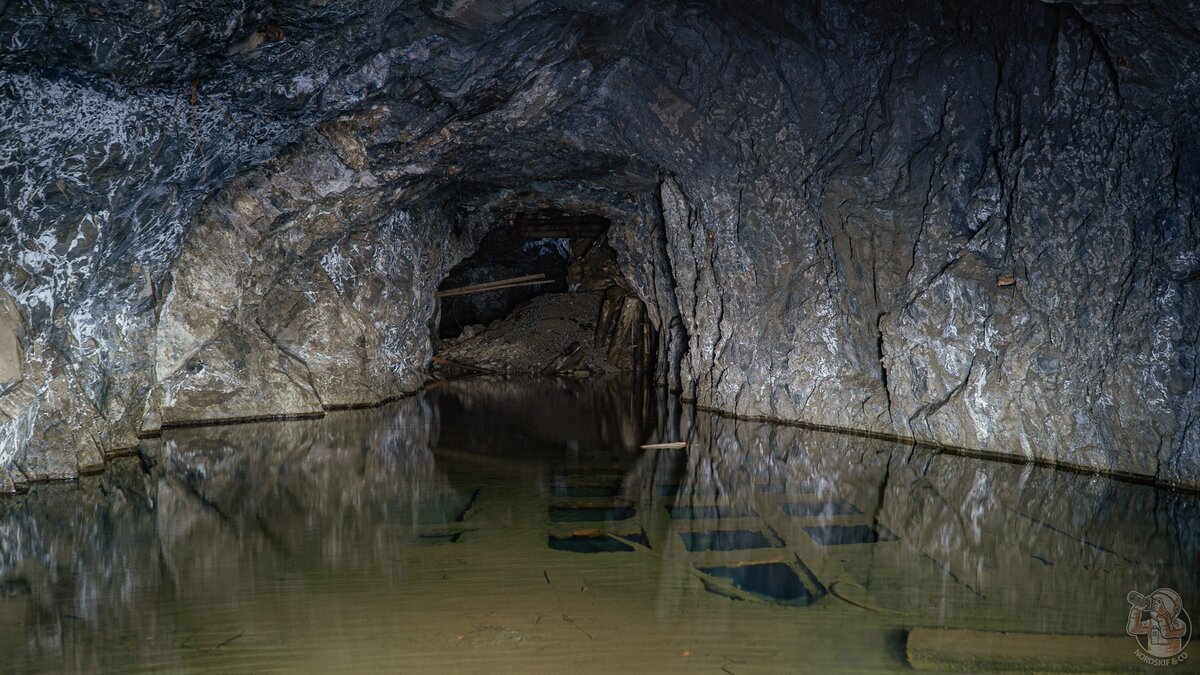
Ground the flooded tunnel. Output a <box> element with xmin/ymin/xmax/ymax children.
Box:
<box><xmin>2</xmin><ymin>0</ymin><xmax>1199</xmax><ymax>672</ymax></box>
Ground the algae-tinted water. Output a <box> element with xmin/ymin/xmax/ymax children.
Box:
<box><xmin>547</xmin><ymin>532</ymin><xmax>649</xmax><ymax>553</ymax></box>
<box><xmin>548</xmin><ymin>506</ymin><xmax>638</xmax><ymax>523</ymax></box>
<box><xmin>667</xmin><ymin>504</ymin><xmax>756</xmax><ymax>519</ymax></box>
<box><xmin>1</xmin><ymin>376</ymin><xmax>1198</xmax><ymax>673</ymax></box>
<box><xmin>697</xmin><ymin>561</ymin><xmax>820</xmax><ymax>605</ymax></box>
<box><xmin>679</xmin><ymin>529</ymin><xmax>776</xmax><ymax>552</ymax></box>
<box><xmin>803</xmin><ymin>523</ymin><xmax>894</xmax><ymax>546</ymax></box>
<box><xmin>780</xmin><ymin>500</ymin><xmax>861</xmax><ymax>517</ymax></box>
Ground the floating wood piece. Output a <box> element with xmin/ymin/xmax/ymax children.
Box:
<box><xmin>639</xmin><ymin>441</ymin><xmax>688</xmax><ymax>450</ymax></box>
<box><xmin>436</xmin><ymin>273</ymin><xmax>554</xmax><ymax>298</ymax></box>
<box><xmin>907</xmin><ymin>628</ymin><xmax>1133</xmax><ymax>672</ymax></box>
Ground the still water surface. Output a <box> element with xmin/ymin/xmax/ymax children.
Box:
<box><xmin>1</xmin><ymin>378</ymin><xmax>1197</xmax><ymax>673</ymax></box>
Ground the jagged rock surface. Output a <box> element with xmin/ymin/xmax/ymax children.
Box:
<box><xmin>1</xmin><ymin>0</ymin><xmax>1198</xmax><ymax>487</ymax></box>
<box><xmin>151</xmin><ymin>117</ymin><xmax>448</xmax><ymax>425</ymax></box>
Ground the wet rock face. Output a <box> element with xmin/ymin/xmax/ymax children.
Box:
<box><xmin>1</xmin><ymin>0</ymin><xmax>1199</xmax><ymax>487</ymax></box>
<box><xmin>151</xmin><ymin>120</ymin><xmax>447</xmax><ymax>424</ymax></box>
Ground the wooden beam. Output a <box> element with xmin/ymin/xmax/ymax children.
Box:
<box><xmin>436</xmin><ymin>273</ymin><xmax>547</xmax><ymax>298</ymax></box>
<box><xmin>436</xmin><ymin>277</ymin><xmax>557</xmax><ymax>298</ymax></box>
<box><xmin>907</xmin><ymin>628</ymin><xmax>1136</xmax><ymax>671</ymax></box>
<box><xmin>639</xmin><ymin>441</ymin><xmax>688</xmax><ymax>450</ymax></box>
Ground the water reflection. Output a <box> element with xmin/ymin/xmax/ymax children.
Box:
<box><xmin>0</xmin><ymin>376</ymin><xmax>1197</xmax><ymax>673</ymax></box>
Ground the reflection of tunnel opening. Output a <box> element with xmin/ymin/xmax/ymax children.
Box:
<box><xmin>432</xmin><ymin>208</ymin><xmax>656</xmax><ymax>380</ymax></box>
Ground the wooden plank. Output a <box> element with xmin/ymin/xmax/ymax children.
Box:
<box><xmin>907</xmin><ymin>628</ymin><xmax>1136</xmax><ymax>671</ymax></box>
<box><xmin>436</xmin><ymin>279</ymin><xmax>556</xmax><ymax>298</ymax></box>
<box><xmin>640</xmin><ymin>441</ymin><xmax>687</xmax><ymax>450</ymax></box>
<box><xmin>435</xmin><ymin>273</ymin><xmax>547</xmax><ymax>297</ymax></box>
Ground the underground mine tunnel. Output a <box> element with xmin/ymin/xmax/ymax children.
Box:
<box><xmin>433</xmin><ymin>209</ymin><xmax>654</xmax><ymax>378</ymax></box>
<box><xmin>1</xmin><ymin>0</ymin><xmax>1199</xmax><ymax>672</ymax></box>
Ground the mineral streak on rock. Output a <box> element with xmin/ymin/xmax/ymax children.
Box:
<box><xmin>1</xmin><ymin>0</ymin><xmax>1198</xmax><ymax>488</ymax></box>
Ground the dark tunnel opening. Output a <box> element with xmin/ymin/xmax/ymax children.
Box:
<box><xmin>435</xmin><ymin>223</ymin><xmax>571</xmax><ymax>341</ymax></box>
<box><xmin>431</xmin><ymin>208</ymin><xmax>657</xmax><ymax>381</ymax></box>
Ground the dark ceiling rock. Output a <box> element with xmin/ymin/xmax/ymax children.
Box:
<box><xmin>1</xmin><ymin>0</ymin><xmax>1198</xmax><ymax>489</ymax></box>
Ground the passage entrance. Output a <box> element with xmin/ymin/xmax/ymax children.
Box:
<box><xmin>432</xmin><ymin>210</ymin><xmax>654</xmax><ymax>379</ymax></box>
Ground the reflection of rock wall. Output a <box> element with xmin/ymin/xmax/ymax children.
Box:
<box><xmin>0</xmin><ymin>396</ymin><xmax>458</xmax><ymax>669</ymax></box>
<box><xmin>0</xmin><ymin>384</ymin><xmax>1197</xmax><ymax>666</ymax></box>
<box><xmin>632</xmin><ymin>405</ymin><xmax>1200</xmax><ymax>631</ymax></box>
<box><xmin>155</xmin><ymin>396</ymin><xmax>462</xmax><ymax>572</ymax></box>
<box><xmin>2</xmin><ymin>0</ymin><xmax>1198</xmax><ymax>487</ymax></box>
<box><xmin>0</xmin><ymin>460</ymin><xmax>164</xmax><ymax>672</ymax></box>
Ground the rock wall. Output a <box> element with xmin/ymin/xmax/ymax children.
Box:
<box><xmin>0</xmin><ymin>0</ymin><xmax>414</xmax><ymax>484</ymax></box>
<box><xmin>603</xmin><ymin>2</ymin><xmax>1200</xmax><ymax>486</ymax></box>
<box><xmin>151</xmin><ymin>114</ymin><xmax>442</xmax><ymax>427</ymax></box>
<box><xmin>640</xmin><ymin>400</ymin><xmax>1200</xmax><ymax>629</ymax></box>
<box><xmin>1</xmin><ymin>0</ymin><xmax>1197</xmax><ymax>488</ymax></box>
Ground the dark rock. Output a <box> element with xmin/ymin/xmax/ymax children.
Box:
<box><xmin>567</xmin><ymin>234</ymin><xmax>623</xmax><ymax>292</ymax></box>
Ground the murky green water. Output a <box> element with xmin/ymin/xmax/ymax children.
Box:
<box><xmin>2</xmin><ymin>378</ymin><xmax>1197</xmax><ymax>673</ymax></box>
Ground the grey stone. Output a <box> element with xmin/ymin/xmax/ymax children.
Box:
<box><xmin>0</xmin><ymin>290</ymin><xmax>22</xmax><ymax>388</ymax></box>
